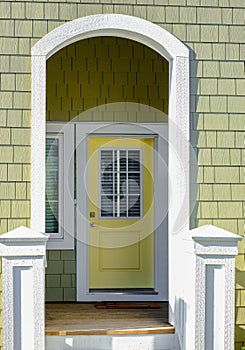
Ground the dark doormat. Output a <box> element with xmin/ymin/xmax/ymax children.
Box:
<box><xmin>95</xmin><ymin>301</ymin><xmax>160</xmax><ymax>309</ymax></box>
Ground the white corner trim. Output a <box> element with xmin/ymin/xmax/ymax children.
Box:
<box><xmin>31</xmin><ymin>14</ymin><xmax>190</xmax><ymax>318</ymax></box>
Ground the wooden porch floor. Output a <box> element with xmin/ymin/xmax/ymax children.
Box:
<box><xmin>45</xmin><ymin>303</ymin><xmax>175</xmax><ymax>336</ymax></box>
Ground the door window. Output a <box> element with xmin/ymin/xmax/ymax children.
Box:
<box><xmin>100</xmin><ymin>149</ymin><xmax>142</xmax><ymax>218</ymax></box>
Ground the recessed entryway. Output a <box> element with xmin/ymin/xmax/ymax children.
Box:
<box><xmin>32</xmin><ymin>14</ymin><xmax>189</xmax><ymax>325</ymax></box>
<box><xmin>44</xmin><ymin>34</ymin><xmax>169</xmax><ymax>302</ymax></box>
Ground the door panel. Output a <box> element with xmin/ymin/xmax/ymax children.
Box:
<box><xmin>88</xmin><ymin>137</ymin><xmax>154</xmax><ymax>289</ymax></box>
<box><xmin>99</xmin><ymin>231</ymin><xmax>141</xmax><ymax>270</ymax></box>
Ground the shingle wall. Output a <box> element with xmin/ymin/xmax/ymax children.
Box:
<box><xmin>46</xmin><ymin>37</ymin><xmax>169</xmax><ymax>121</ymax></box>
<box><xmin>0</xmin><ymin>1</ymin><xmax>244</xmax><ymax>348</ymax></box>
<box><xmin>46</xmin><ymin>250</ymin><xmax>76</xmax><ymax>301</ymax></box>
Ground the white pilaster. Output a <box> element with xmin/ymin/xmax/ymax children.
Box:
<box><xmin>192</xmin><ymin>225</ymin><xmax>242</xmax><ymax>350</ymax></box>
<box><xmin>0</xmin><ymin>226</ymin><xmax>49</xmax><ymax>350</ymax></box>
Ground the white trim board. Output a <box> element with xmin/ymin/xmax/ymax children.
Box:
<box><xmin>31</xmin><ymin>14</ymin><xmax>190</xmax><ymax>316</ymax></box>
<box><xmin>46</xmin><ymin>123</ymin><xmax>74</xmax><ymax>250</ymax></box>
<box><xmin>76</xmin><ymin>122</ymin><xmax>168</xmax><ymax>302</ymax></box>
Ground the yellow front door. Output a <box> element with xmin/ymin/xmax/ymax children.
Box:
<box><xmin>88</xmin><ymin>137</ymin><xmax>154</xmax><ymax>290</ymax></box>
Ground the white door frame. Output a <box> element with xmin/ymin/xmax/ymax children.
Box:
<box><xmin>76</xmin><ymin>122</ymin><xmax>168</xmax><ymax>302</ymax></box>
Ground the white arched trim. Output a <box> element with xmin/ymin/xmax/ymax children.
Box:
<box><xmin>31</xmin><ymin>14</ymin><xmax>189</xmax><ymax>324</ymax></box>
<box><xmin>32</xmin><ymin>14</ymin><xmax>189</xmax><ymax>60</ymax></box>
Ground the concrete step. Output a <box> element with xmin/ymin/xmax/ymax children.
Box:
<box><xmin>46</xmin><ymin>334</ymin><xmax>175</xmax><ymax>350</ymax></box>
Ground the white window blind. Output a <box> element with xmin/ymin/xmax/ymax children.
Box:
<box><xmin>100</xmin><ymin>149</ymin><xmax>142</xmax><ymax>218</ymax></box>
<box><xmin>45</xmin><ymin>135</ymin><xmax>63</xmax><ymax>238</ymax></box>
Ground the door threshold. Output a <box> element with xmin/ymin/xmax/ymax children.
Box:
<box><xmin>89</xmin><ymin>288</ymin><xmax>158</xmax><ymax>295</ymax></box>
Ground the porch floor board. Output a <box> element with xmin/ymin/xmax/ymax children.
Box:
<box><xmin>45</xmin><ymin>302</ymin><xmax>174</xmax><ymax>336</ymax></box>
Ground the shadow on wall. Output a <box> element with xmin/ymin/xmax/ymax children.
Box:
<box><xmin>173</xmin><ymin>297</ymin><xmax>187</xmax><ymax>350</ymax></box>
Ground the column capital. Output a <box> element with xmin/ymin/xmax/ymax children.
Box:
<box><xmin>0</xmin><ymin>226</ymin><xmax>49</xmax><ymax>257</ymax></box>
<box><xmin>192</xmin><ymin>225</ymin><xmax>242</xmax><ymax>256</ymax></box>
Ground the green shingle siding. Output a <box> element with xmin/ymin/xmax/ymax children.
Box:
<box><xmin>0</xmin><ymin>2</ymin><xmax>244</xmax><ymax>348</ymax></box>
<box><xmin>45</xmin><ymin>250</ymin><xmax>76</xmax><ymax>302</ymax></box>
<box><xmin>46</xmin><ymin>37</ymin><xmax>169</xmax><ymax>121</ymax></box>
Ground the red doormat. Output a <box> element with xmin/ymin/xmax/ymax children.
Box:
<box><xmin>95</xmin><ymin>302</ymin><xmax>160</xmax><ymax>309</ymax></box>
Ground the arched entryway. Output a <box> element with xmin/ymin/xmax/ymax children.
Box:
<box><xmin>31</xmin><ymin>14</ymin><xmax>189</xmax><ymax>323</ymax></box>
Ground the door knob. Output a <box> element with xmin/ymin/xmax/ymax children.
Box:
<box><xmin>90</xmin><ymin>222</ymin><xmax>96</xmax><ymax>227</ymax></box>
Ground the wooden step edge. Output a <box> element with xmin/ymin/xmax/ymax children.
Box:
<box><xmin>46</xmin><ymin>326</ymin><xmax>175</xmax><ymax>336</ymax></box>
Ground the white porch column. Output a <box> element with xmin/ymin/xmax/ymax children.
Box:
<box><xmin>192</xmin><ymin>225</ymin><xmax>242</xmax><ymax>350</ymax></box>
<box><xmin>0</xmin><ymin>226</ymin><xmax>49</xmax><ymax>350</ymax></box>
